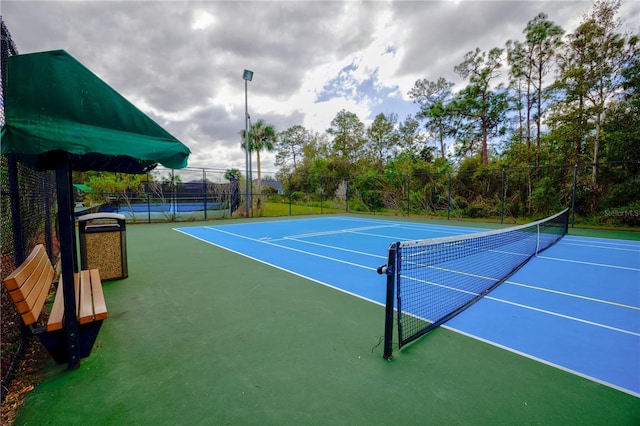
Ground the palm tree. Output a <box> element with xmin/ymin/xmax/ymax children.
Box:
<box><xmin>241</xmin><ymin>119</ymin><xmax>276</xmax><ymax>214</ymax></box>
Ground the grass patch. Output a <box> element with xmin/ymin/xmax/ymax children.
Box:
<box><xmin>259</xmin><ymin>201</ymin><xmax>345</xmax><ymax>217</ymax></box>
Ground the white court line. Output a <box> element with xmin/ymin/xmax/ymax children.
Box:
<box><xmin>441</xmin><ymin>324</ymin><xmax>640</xmax><ymax>398</ymax></box>
<box><xmin>208</xmin><ymin>226</ymin><xmax>378</xmax><ymax>272</ymax></box>
<box><xmin>177</xmin><ymin>223</ymin><xmax>640</xmax><ymax>396</ymax></box>
<box><xmin>281</xmin><ymin>224</ymin><xmax>473</xmax><ymax>242</ymax></box>
<box><xmin>505</xmin><ymin>280</ymin><xmax>640</xmax><ymax>311</ymax></box>
<box><xmin>400</xmin><ymin>261</ymin><xmax>639</xmax><ymax>312</ymax></box>
<box><xmin>396</xmin><ymin>222</ymin><xmax>488</xmax><ymax>233</ymax></box>
<box><xmin>560</xmin><ymin>241</ymin><xmax>640</xmax><ymax>252</ymax></box>
<box><xmin>182</xmin><ymin>225</ymin><xmax>638</xmax><ymax>334</ymax></box>
<box><xmin>562</xmin><ymin>236</ymin><xmax>640</xmax><ymax>248</ymax></box>
<box><xmin>281</xmin><ymin>224</ymin><xmax>401</xmax><ymax>240</ymax></box>
<box><xmin>325</xmin><ymin>215</ymin><xmax>489</xmax><ymax>235</ymax></box>
<box><xmin>399</xmin><ymin>271</ymin><xmax>639</xmax><ymax>336</ymax></box>
<box><xmin>283</xmin><ymin>236</ymin><xmax>386</xmax><ymax>260</ymax></box>
<box><xmin>537</xmin><ymin>255</ymin><xmax>640</xmax><ymax>271</ymax></box>
<box><xmin>175</xmin><ymin>225</ymin><xmax>639</xmax><ymax>395</ymax></box>
<box><xmin>485</xmin><ymin>295</ymin><xmax>640</xmax><ymax>337</ymax></box>
<box><xmin>173</xmin><ymin>228</ymin><xmax>382</xmax><ymax>307</ymax></box>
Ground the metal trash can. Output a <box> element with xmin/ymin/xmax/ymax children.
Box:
<box><xmin>78</xmin><ymin>213</ymin><xmax>128</xmax><ymax>280</ymax></box>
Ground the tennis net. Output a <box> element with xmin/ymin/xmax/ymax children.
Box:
<box><xmin>377</xmin><ymin>208</ymin><xmax>569</xmax><ymax>360</ymax></box>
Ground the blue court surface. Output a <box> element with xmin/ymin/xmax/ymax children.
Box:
<box><xmin>175</xmin><ymin>216</ymin><xmax>640</xmax><ymax>397</ymax></box>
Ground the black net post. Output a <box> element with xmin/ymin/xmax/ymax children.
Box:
<box><xmin>378</xmin><ymin>242</ymin><xmax>398</xmax><ymax>360</ymax></box>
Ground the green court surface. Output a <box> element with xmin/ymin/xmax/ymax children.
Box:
<box><xmin>14</xmin><ymin>216</ymin><xmax>640</xmax><ymax>425</ymax></box>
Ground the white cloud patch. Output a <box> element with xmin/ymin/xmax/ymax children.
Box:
<box><xmin>191</xmin><ymin>10</ymin><xmax>216</xmax><ymax>31</ymax></box>
<box><xmin>3</xmin><ymin>0</ymin><xmax>639</xmax><ymax>172</ymax></box>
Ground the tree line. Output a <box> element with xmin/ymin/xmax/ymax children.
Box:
<box><xmin>242</xmin><ymin>0</ymin><xmax>638</xmax><ymax>222</ymax></box>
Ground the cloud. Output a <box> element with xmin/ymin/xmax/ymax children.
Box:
<box><xmin>3</xmin><ymin>0</ymin><xmax>639</xmax><ymax>173</ymax></box>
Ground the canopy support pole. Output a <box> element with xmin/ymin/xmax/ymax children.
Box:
<box><xmin>56</xmin><ymin>157</ymin><xmax>81</xmax><ymax>369</ymax></box>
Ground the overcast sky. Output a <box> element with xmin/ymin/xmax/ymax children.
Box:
<box><xmin>2</xmin><ymin>1</ymin><xmax>639</xmax><ymax>176</ymax></box>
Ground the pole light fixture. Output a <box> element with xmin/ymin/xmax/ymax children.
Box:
<box><xmin>243</xmin><ymin>69</ymin><xmax>253</xmax><ymax>216</ymax></box>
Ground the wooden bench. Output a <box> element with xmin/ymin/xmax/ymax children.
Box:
<box><xmin>3</xmin><ymin>244</ymin><xmax>108</xmax><ymax>364</ymax></box>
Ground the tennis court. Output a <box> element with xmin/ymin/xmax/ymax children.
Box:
<box><xmin>13</xmin><ymin>215</ymin><xmax>639</xmax><ymax>424</ymax></box>
<box><xmin>176</xmin><ymin>215</ymin><xmax>640</xmax><ymax>397</ymax></box>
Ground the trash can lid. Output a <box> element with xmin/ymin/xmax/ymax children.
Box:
<box><xmin>78</xmin><ymin>212</ymin><xmax>126</xmax><ymax>222</ymax></box>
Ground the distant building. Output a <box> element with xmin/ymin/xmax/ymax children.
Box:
<box><xmin>257</xmin><ymin>178</ymin><xmax>284</xmax><ymax>194</ymax></box>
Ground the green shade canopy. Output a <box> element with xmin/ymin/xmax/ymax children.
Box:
<box><xmin>1</xmin><ymin>50</ymin><xmax>192</xmax><ymax>369</ymax></box>
<box><xmin>1</xmin><ymin>49</ymin><xmax>190</xmax><ymax>173</ymax></box>
<box><xmin>73</xmin><ymin>183</ymin><xmax>92</xmax><ymax>192</ymax></box>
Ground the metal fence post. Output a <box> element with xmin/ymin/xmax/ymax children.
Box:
<box><xmin>346</xmin><ymin>179</ymin><xmax>349</xmax><ymax>213</ymax></box>
<box><xmin>571</xmin><ymin>163</ymin><xmax>578</xmax><ymax>227</ymax></box>
<box><xmin>447</xmin><ymin>172</ymin><xmax>451</xmax><ymax>221</ymax></box>
<box><xmin>406</xmin><ymin>174</ymin><xmax>410</xmax><ymax>217</ymax></box>
<box><xmin>320</xmin><ymin>175</ymin><xmax>324</xmax><ymax>215</ymax></box>
<box><xmin>8</xmin><ymin>156</ymin><xmax>25</xmax><ymax>266</ymax></box>
<box><xmin>203</xmin><ymin>168</ymin><xmax>208</xmax><ymax>221</ymax></box>
<box><xmin>501</xmin><ymin>167</ymin><xmax>505</xmax><ymax>224</ymax></box>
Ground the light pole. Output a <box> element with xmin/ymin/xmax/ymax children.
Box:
<box><xmin>243</xmin><ymin>69</ymin><xmax>253</xmax><ymax>216</ymax></box>
<box><xmin>247</xmin><ymin>113</ymin><xmax>253</xmax><ymax>216</ymax></box>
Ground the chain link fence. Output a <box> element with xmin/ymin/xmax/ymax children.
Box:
<box><xmin>1</xmin><ymin>17</ymin><xmax>60</xmax><ymax>403</ymax></box>
<box><xmin>74</xmin><ymin>166</ymin><xmax>240</xmax><ymax>223</ymax></box>
<box><xmin>272</xmin><ymin>161</ymin><xmax>638</xmax><ymax>226</ymax></box>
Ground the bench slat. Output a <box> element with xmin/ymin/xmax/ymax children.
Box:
<box><xmin>5</xmin><ymin>245</ymin><xmax>109</xmax><ymax>364</ymax></box>
<box><xmin>21</xmin><ymin>266</ymin><xmax>54</xmax><ymax>325</ymax></box>
<box><xmin>47</xmin><ymin>269</ymin><xmax>106</xmax><ymax>331</ymax></box>
<box><xmin>47</xmin><ymin>284</ymin><xmax>64</xmax><ymax>331</ymax></box>
<box><xmin>90</xmin><ymin>269</ymin><xmax>108</xmax><ymax>321</ymax></box>
<box><xmin>3</xmin><ymin>245</ymin><xmax>55</xmax><ymax>326</ymax></box>
<box><xmin>78</xmin><ymin>270</ymin><xmax>93</xmax><ymax>324</ymax></box>
<box><xmin>6</xmin><ymin>252</ymin><xmax>51</xmax><ymax>308</ymax></box>
<box><xmin>11</xmin><ymin>258</ymin><xmax>49</xmax><ymax>313</ymax></box>
<box><xmin>5</xmin><ymin>245</ymin><xmax>108</xmax><ymax>334</ymax></box>
<box><xmin>3</xmin><ymin>245</ymin><xmax>47</xmax><ymax>291</ymax></box>
<box><xmin>47</xmin><ymin>273</ymin><xmax>79</xmax><ymax>332</ymax></box>
<box><xmin>46</xmin><ymin>274</ymin><xmax>71</xmax><ymax>332</ymax></box>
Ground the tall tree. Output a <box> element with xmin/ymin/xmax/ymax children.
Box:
<box><xmin>453</xmin><ymin>47</ymin><xmax>509</xmax><ymax>165</ymax></box>
<box><xmin>326</xmin><ymin>109</ymin><xmax>366</xmax><ymax>174</ymax></box>
<box><xmin>552</xmin><ymin>0</ymin><xmax>638</xmax><ymax>182</ymax></box>
<box><xmin>275</xmin><ymin>125</ymin><xmax>310</xmax><ymax>175</ymax></box>
<box><xmin>366</xmin><ymin>113</ymin><xmax>398</xmax><ymax>171</ymax></box>
<box><xmin>506</xmin><ymin>38</ymin><xmax>531</xmax><ymax>147</ymax></box>
<box><xmin>408</xmin><ymin>77</ymin><xmax>455</xmax><ymax>159</ymax></box>
<box><xmin>242</xmin><ymin>119</ymin><xmax>277</xmax><ymax>214</ymax></box>
<box><xmin>506</xmin><ymin>14</ymin><xmax>563</xmax><ymax>160</ymax></box>
<box><xmin>526</xmin><ymin>13</ymin><xmax>564</xmax><ymax>160</ymax></box>
<box><xmin>397</xmin><ymin>114</ymin><xmax>425</xmax><ymax>157</ymax></box>
<box><xmin>604</xmin><ymin>53</ymin><xmax>640</xmax><ymax>165</ymax></box>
